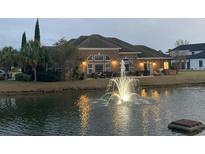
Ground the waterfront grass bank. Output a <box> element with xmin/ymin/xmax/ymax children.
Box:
<box><xmin>0</xmin><ymin>71</ymin><xmax>205</xmax><ymax>94</ymax></box>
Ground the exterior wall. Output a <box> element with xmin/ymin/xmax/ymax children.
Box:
<box><xmin>170</xmin><ymin>50</ymin><xmax>204</xmax><ymax>70</ymax></box>
<box><xmin>79</xmin><ymin>49</ymin><xmax>171</xmax><ymax>75</ymax></box>
<box><xmin>135</xmin><ymin>59</ymin><xmax>171</xmax><ymax>71</ymax></box>
<box><xmin>119</xmin><ymin>53</ymin><xmax>138</xmax><ymax>72</ymax></box>
<box><xmin>174</xmin><ymin>59</ymin><xmax>205</xmax><ymax>70</ymax></box>
<box><xmin>79</xmin><ymin>49</ymin><xmax>120</xmax><ymax>75</ymax></box>
<box><xmin>189</xmin><ymin>58</ymin><xmax>205</xmax><ymax>70</ymax></box>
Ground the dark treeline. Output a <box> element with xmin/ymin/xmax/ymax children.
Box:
<box><xmin>0</xmin><ymin>19</ymin><xmax>80</xmax><ymax>81</ymax></box>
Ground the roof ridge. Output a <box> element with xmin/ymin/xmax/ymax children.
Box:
<box><xmin>172</xmin><ymin>43</ymin><xmax>205</xmax><ymax>51</ymax></box>
<box><xmin>188</xmin><ymin>50</ymin><xmax>205</xmax><ymax>59</ymax></box>
<box><xmin>106</xmin><ymin>37</ymin><xmax>137</xmax><ymax>52</ymax></box>
<box><xmin>76</xmin><ymin>34</ymin><xmax>120</xmax><ymax>48</ymax></box>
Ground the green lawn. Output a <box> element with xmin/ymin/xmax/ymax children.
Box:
<box><xmin>0</xmin><ymin>71</ymin><xmax>205</xmax><ymax>94</ymax></box>
<box><xmin>139</xmin><ymin>71</ymin><xmax>205</xmax><ymax>86</ymax></box>
<box><xmin>178</xmin><ymin>71</ymin><xmax>205</xmax><ymax>76</ymax></box>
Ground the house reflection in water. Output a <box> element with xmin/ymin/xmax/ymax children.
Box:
<box><xmin>151</xmin><ymin>90</ymin><xmax>160</xmax><ymax>100</ymax></box>
<box><xmin>75</xmin><ymin>88</ymin><xmax>170</xmax><ymax>135</ymax></box>
<box><xmin>140</xmin><ymin>88</ymin><xmax>161</xmax><ymax>100</ymax></box>
<box><xmin>140</xmin><ymin>89</ymin><xmax>148</xmax><ymax>97</ymax></box>
<box><xmin>140</xmin><ymin>88</ymin><xmax>161</xmax><ymax>135</ymax></box>
<box><xmin>0</xmin><ymin>97</ymin><xmax>16</xmax><ymax>110</ymax></box>
<box><xmin>76</xmin><ymin>95</ymin><xmax>90</xmax><ymax>135</ymax></box>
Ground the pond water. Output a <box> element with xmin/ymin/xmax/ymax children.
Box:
<box><xmin>0</xmin><ymin>86</ymin><xmax>205</xmax><ymax>136</ymax></box>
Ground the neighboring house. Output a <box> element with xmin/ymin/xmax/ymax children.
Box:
<box><xmin>170</xmin><ymin>43</ymin><xmax>205</xmax><ymax>70</ymax></box>
<box><xmin>68</xmin><ymin>34</ymin><xmax>171</xmax><ymax>76</ymax></box>
<box><xmin>187</xmin><ymin>51</ymin><xmax>205</xmax><ymax>70</ymax></box>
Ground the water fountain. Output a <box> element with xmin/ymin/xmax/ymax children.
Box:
<box><xmin>102</xmin><ymin>60</ymin><xmax>140</xmax><ymax>104</ymax></box>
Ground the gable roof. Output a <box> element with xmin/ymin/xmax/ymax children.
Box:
<box><xmin>52</xmin><ymin>34</ymin><xmax>169</xmax><ymax>58</ymax></box>
<box><xmin>106</xmin><ymin>37</ymin><xmax>137</xmax><ymax>52</ymax></box>
<box><xmin>188</xmin><ymin>50</ymin><xmax>205</xmax><ymax>59</ymax></box>
<box><xmin>134</xmin><ymin>45</ymin><xmax>169</xmax><ymax>58</ymax></box>
<box><xmin>172</xmin><ymin>43</ymin><xmax>205</xmax><ymax>51</ymax></box>
<box><xmin>68</xmin><ymin>34</ymin><xmax>120</xmax><ymax>49</ymax></box>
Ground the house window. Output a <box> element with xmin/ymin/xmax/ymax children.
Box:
<box><xmin>187</xmin><ymin>62</ymin><xmax>190</xmax><ymax>69</ymax></box>
<box><xmin>105</xmin><ymin>56</ymin><xmax>110</xmax><ymax>61</ymax></box>
<box><xmin>125</xmin><ymin>64</ymin><xmax>129</xmax><ymax>71</ymax></box>
<box><xmin>199</xmin><ymin>60</ymin><xmax>203</xmax><ymax>67</ymax></box>
<box><xmin>163</xmin><ymin>62</ymin><xmax>169</xmax><ymax>69</ymax></box>
<box><xmin>105</xmin><ymin>64</ymin><xmax>111</xmax><ymax>72</ymax></box>
<box><xmin>95</xmin><ymin>64</ymin><xmax>104</xmax><ymax>73</ymax></box>
<box><xmin>87</xmin><ymin>64</ymin><xmax>93</xmax><ymax>74</ymax></box>
<box><xmin>94</xmin><ymin>55</ymin><xmax>104</xmax><ymax>61</ymax></box>
<box><xmin>87</xmin><ymin>55</ymin><xmax>93</xmax><ymax>61</ymax></box>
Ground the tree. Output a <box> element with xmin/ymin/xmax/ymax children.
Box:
<box><xmin>39</xmin><ymin>48</ymin><xmax>49</xmax><ymax>72</ymax></box>
<box><xmin>173</xmin><ymin>39</ymin><xmax>190</xmax><ymax>71</ymax></box>
<box><xmin>49</xmin><ymin>39</ymin><xmax>80</xmax><ymax>79</ymax></box>
<box><xmin>21</xmin><ymin>32</ymin><xmax>27</xmax><ymax>49</ymax></box>
<box><xmin>53</xmin><ymin>37</ymin><xmax>68</xmax><ymax>46</ymax></box>
<box><xmin>175</xmin><ymin>39</ymin><xmax>190</xmax><ymax>47</ymax></box>
<box><xmin>34</xmin><ymin>19</ymin><xmax>40</xmax><ymax>43</ymax></box>
<box><xmin>23</xmin><ymin>40</ymin><xmax>41</xmax><ymax>81</ymax></box>
<box><xmin>0</xmin><ymin>47</ymin><xmax>18</xmax><ymax>78</ymax></box>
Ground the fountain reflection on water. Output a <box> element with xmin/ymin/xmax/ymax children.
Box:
<box><xmin>76</xmin><ymin>95</ymin><xmax>90</xmax><ymax>135</ymax></box>
<box><xmin>101</xmin><ymin>60</ymin><xmax>153</xmax><ymax>105</ymax></box>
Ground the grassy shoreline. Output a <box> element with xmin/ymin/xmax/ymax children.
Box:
<box><xmin>0</xmin><ymin>71</ymin><xmax>205</xmax><ymax>95</ymax></box>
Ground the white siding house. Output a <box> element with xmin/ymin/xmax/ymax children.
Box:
<box><xmin>170</xmin><ymin>43</ymin><xmax>205</xmax><ymax>70</ymax></box>
<box><xmin>186</xmin><ymin>59</ymin><xmax>205</xmax><ymax>70</ymax></box>
<box><xmin>188</xmin><ymin>51</ymin><xmax>205</xmax><ymax>70</ymax></box>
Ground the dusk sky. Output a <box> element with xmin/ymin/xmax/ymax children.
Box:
<box><xmin>1</xmin><ymin>18</ymin><xmax>205</xmax><ymax>52</ymax></box>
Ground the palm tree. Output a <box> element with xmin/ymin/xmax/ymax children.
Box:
<box><xmin>23</xmin><ymin>40</ymin><xmax>41</xmax><ymax>81</ymax></box>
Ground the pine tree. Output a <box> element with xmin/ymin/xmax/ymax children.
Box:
<box><xmin>34</xmin><ymin>19</ymin><xmax>40</xmax><ymax>43</ymax></box>
<box><xmin>21</xmin><ymin>32</ymin><xmax>27</xmax><ymax>49</ymax></box>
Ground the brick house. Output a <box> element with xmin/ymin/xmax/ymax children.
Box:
<box><xmin>68</xmin><ymin>34</ymin><xmax>171</xmax><ymax>76</ymax></box>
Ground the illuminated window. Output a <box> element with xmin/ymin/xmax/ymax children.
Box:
<box><xmin>163</xmin><ymin>62</ymin><xmax>169</xmax><ymax>69</ymax></box>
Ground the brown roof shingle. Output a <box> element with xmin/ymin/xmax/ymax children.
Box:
<box><xmin>135</xmin><ymin>45</ymin><xmax>169</xmax><ymax>58</ymax></box>
<box><xmin>53</xmin><ymin>34</ymin><xmax>170</xmax><ymax>58</ymax></box>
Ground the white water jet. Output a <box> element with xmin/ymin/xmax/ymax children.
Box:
<box><xmin>104</xmin><ymin>60</ymin><xmax>140</xmax><ymax>104</ymax></box>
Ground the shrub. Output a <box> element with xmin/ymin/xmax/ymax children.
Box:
<box><xmin>15</xmin><ymin>73</ymin><xmax>32</xmax><ymax>81</ymax></box>
<box><xmin>37</xmin><ymin>71</ymin><xmax>61</xmax><ymax>82</ymax></box>
<box><xmin>0</xmin><ymin>76</ymin><xmax>5</xmax><ymax>80</ymax></box>
<box><xmin>71</xmin><ymin>66</ymin><xmax>81</xmax><ymax>80</ymax></box>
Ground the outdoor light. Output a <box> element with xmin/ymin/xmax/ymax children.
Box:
<box><xmin>112</xmin><ymin>60</ymin><xmax>117</xmax><ymax>65</ymax></box>
<box><xmin>82</xmin><ymin>61</ymin><xmax>87</xmax><ymax>66</ymax></box>
<box><xmin>140</xmin><ymin>62</ymin><xmax>144</xmax><ymax>66</ymax></box>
